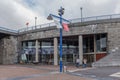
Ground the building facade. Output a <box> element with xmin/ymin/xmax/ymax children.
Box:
<box><xmin>0</xmin><ymin>14</ymin><xmax>120</xmax><ymax>67</ymax></box>
<box><xmin>18</xmin><ymin>15</ymin><xmax>120</xmax><ymax>66</ymax></box>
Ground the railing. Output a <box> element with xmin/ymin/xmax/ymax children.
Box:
<box><xmin>2</xmin><ymin>14</ymin><xmax>120</xmax><ymax>33</ymax></box>
<box><xmin>70</xmin><ymin>14</ymin><xmax>120</xmax><ymax>23</ymax></box>
<box><xmin>0</xmin><ymin>26</ymin><xmax>18</xmax><ymax>33</ymax></box>
<box><xmin>18</xmin><ymin>22</ymin><xmax>56</xmax><ymax>33</ymax></box>
<box><xmin>18</xmin><ymin>14</ymin><xmax>120</xmax><ymax>33</ymax></box>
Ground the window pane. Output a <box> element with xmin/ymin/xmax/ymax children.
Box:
<box><xmin>83</xmin><ymin>35</ymin><xmax>94</xmax><ymax>53</ymax></box>
<box><xmin>96</xmin><ymin>34</ymin><xmax>107</xmax><ymax>52</ymax></box>
<box><xmin>100</xmin><ymin>34</ymin><xmax>107</xmax><ymax>51</ymax></box>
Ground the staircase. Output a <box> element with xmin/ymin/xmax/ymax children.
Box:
<box><xmin>92</xmin><ymin>49</ymin><xmax>120</xmax><ymax>67</ymax></box>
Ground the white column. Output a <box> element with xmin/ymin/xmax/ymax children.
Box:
<box><xmin>35</xmin><ymin>40</ymin><xmax>39</xmax><ymax>62</ymax></box>
<box><xmin>54</xmin><ymin>38</ymin><xmax>58</xmax><ymax>65</ymax></box>
<box><xmin>78</xmin><ymin>35</ymin><xmax>83</xmax><ymax>65</ymax></box>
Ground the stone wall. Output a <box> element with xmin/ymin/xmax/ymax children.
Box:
<box><xmin>18</xmin><ymin>23</ymin><xmax>106</xmax><ymax>41</ymax></box>
<box><xmin>92</xmin><ymin>22</ymin><xmax>120</xmax><ymax>67</ymax></box>
<box><xmin>0</xmin><ymin>39</ymin><xmax>4</xmax><ymax>64</ymax></box>
<box><xmin>18</xmin><ymin>22</ymin><xmax>120</xmax><ymax>55</ymax></box>
<box><xmin>2</xmin><ymin>36</ymin><xmax>18</xmax><ymax>64</ymax></box>
<box><xmin>107</xmin><ymin>23</ymin><xmax>120</xmax><ymax>53</ymax></box>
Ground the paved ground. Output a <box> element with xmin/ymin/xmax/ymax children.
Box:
<box><xmin>0</xmin><ymin>64</ymin><xmax>120</xmax><ymax>80</ymax></box>
<box><xmin>72</xmin><ymin>66</ymin><xmax>120</xmax><ymax>80</ymax></box>
<box><xmin>0</xmin><ymin>64</ymin><xmax>93</xmax><ymax>80</ymax></box>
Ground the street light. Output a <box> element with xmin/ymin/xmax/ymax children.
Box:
<box><xmin>47</xmin><ymin>7</ymin><xmax>65</xmax><ymax>72</ymax></box>
<box><xmin>35</xmin><ymin>17</ymin><xmax>37</xmax><ymax>29</ymax></box>
<box><xmin>47</xmin><ymin>14</ymin><xmax>53</xmax><ymax>20</ymax></box>
<box><xmin>80</xmin><ymin>7</ymin><xmax>83</xmax><ymax>22</ymax></box>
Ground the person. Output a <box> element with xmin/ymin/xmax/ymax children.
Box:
<box><xmin>76</xmin><ymin>58</ymin><xmax>80</xmax><ymax>68</ymax></box>
<box><xmin>21</xmin><ymin>54</ymin><xmax>27</xmax><ymax>63</ymax></box>
<box><xmin>82</xmin><ymin>58</ymin><xmax>87</xmax><ymax>68</ymax></box>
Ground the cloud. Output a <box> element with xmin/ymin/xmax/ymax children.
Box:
<box><xmin>0</xmin><ymin>0</ymin><xmax>119</xmax><ymax>30</ymax></box>
<box><xmin>0</xmin><ymin>0</ymin><xmax>49</xmax><ymax>30</ymax></box>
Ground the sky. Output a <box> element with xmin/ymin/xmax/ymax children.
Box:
<box><xmin>0</xmin><ymin>0</ymin><xmax>120</xmax><ymax>30</ymax></box>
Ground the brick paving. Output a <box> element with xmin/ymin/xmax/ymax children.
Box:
<box><xmin>0</xmin><ymin>64</ymin><xmax>93</xmax><ymax>80</ymax></box>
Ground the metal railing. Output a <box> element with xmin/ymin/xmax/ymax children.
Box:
<box><xmin>70</xmin><ymin>14</ymin><xmax>120</xmax><ymax>23</ymax></box>
<box><xmin>18</xmin><ymin>22</ymin><xmax>56</xmax><ymax>33</ymax></box>
<box><xmin>0</xmin><ymin>26</ymin><xmax>18</xmax><ymax>33</ymax></box>
<box><xmin>3</xmin><ymin>14</ymin><xmax>120</xmax><ymax>33</ymax></box>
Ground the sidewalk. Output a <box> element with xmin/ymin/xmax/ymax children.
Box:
<box><xmin>0</xmin><ymin>64</ymin><xmax>94</xmax><ymax>80</ymax></box>
<box><xmin>24</xmin><ymin>73</ymin><xmax>93</xmax><ymax>80</ymax></box>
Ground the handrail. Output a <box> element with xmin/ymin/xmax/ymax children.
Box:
<box><xmin>0</xmin><ymin>26</ymin><xmax>18</xmax><ymax>33</ymax></box>
<box><xmin>2</xmin><ymin>14</ymin><xmax>120</xmax><ymax>33</ymax></box>
<box><xmin>18</xmin><ymin>14</ymin><xmax>120</xmax><ymax>33</ymax></box>
<box><xmin>18</xmin><ymin>22</ymin><xmax>56</xmax><ymax>33</ymax></box>
<box><xmin>70</xmin><ymin>14</ymin><xmax>120</xmax><ymax>23</ymax></box>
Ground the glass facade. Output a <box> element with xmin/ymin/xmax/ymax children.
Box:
<box><xmin>20</xmin><ymin>34</ymin><xmax>107</xmax><ymax>65</ymax></box>
<box><xmin>96</xmin><ymin>34</ymin><xmax>107</xmax><ymax>52</ymax></box>
<box><xmin>59</xmin><ymin>39</ymin><xmax>78</xmax><ymax>64</ymax></box>
<box><xmin>21</xmin><ymin>40</ymin><xmax>36</xmax><ymax>63</ymax></box>
<box><xmin>40</xmin><ymin>41</ymin><xmax>54</xmax><ymax>64</ymax></box>
<box><xmin>83</xmin><ymin>35</ymin><xmax>94</xmax><ymax>53</ymax></box>
<box><xmin>20</xmin><ymin>37</ymin><xmax>79</xmax><ymax>64</ymax></box>
<box><xmin>58</xmin><ymin>36</ymin><xmax>79</xmax><ymax>64</ymax></box>
<box><xmin>83</xmin><ymin>33</ymin><xmax>107</xmax><ymax>53</ymax></box>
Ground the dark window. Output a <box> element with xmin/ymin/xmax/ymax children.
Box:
<box><xmin>83</xmin><ymin>35</ymin><xmax>94</xmax><ymax>53</ymax></box>
<box><xmin>96</xmin><ymin>34</ymin><xmax>107</xmax><ymax>52</ymax></box>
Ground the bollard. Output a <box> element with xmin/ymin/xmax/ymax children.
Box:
<box><xmin>63</xmin><ymin>66</ymin><xmax>67</xmax><ymax>72</ymax></box>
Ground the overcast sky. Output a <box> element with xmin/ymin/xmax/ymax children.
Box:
<box><xmin>0</xmin><ymin>0</ymin><xmax>120</xmax><ymax>30</ymax></box>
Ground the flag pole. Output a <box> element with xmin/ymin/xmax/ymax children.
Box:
<box><xmin>26</xmin><ymin>22</ymin><xmax>29</xmax><ymax>31</ymax></box>
<box><xmin>27</xmin><ymin>25</ymin><xmax>28</xmax><ymax>31</ymax></box>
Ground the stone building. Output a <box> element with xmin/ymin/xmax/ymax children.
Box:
<box><xmin>0</xmin><ymin>30</ymin><xmax>18</xmax><ymax>64</ymax></box>
<box><xmin>1</xmin><ymin>14</ymin><xmax>120</xmax><ymax>67</ymax></box>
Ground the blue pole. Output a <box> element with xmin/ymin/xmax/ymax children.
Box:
<box><xmin>59</xmin><ymin>8</ymin><xmax>63</xmax><ymax>72</ymax></box>
<box><xmin>60</xmin><ymin>28</ymin><xmax>63</xmax><ymax>72</ymax></box>
<box><xmin>47</xmin><ymin>7</ymin><xmax>65</xmax><ymax>72</ymax></box>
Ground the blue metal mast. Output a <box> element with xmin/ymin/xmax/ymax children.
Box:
<box><xmin>59</xmin><ymin>7</ymin><xmax>64</xmax><ymax>72</ymax></box>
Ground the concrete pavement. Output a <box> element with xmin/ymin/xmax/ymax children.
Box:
<box><xmin>72</xmin><ymin>66</ymin><xmax>120</xmax><ymax>80</ymax></box>
<box><xmin>0</xmin><ymin>64</ymin><xmax>93</xmax><ymax>80</ymax></box>
<box><xmin>1</xmin><ymin>64</ymin><xmax>119</xmax><ymax>80</ymax></box>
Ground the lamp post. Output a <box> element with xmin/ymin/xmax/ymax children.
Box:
<box><xmin>80</xmin><ymin>7</ymin><xmax>83</xmax><ymax>22</ymax></box>
<box><xmin>47</xmin><ymin>7</ymin><xmax>65</xmax><ymax>72</ymax></box>
<box><xmin>35</xmin><ymin>17</ymin><xmax>37</xmax><ymax>29</ymax></box>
